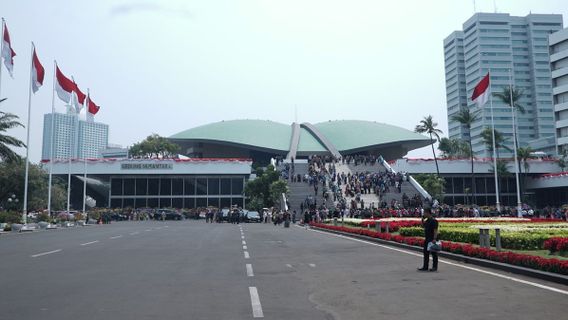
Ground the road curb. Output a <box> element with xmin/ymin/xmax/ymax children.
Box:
<box><xmin>311</xmin><ymin>226</ymin><xmax>568</xmax><ymax>286</ymax></box>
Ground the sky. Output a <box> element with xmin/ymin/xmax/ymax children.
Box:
<box><xmin>1</xmin><ymin>0</ymin><xmax>567</xmax><ymax>163</ymax></box>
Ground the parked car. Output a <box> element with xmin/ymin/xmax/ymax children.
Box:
<box><xmin>154</xmin><ymin>209</ymin><xmax>184</xmax><ymax>220</ymax></box>
<box><xmin>244</xmin><ymin>211</ymin><xmax>261</xmax><ymax>223</ymax></box>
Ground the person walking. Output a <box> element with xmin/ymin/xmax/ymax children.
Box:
<box><xmin>418</xmin><ymin>207</ymin><xmax>439</xmax><ymax>272</ymax></box>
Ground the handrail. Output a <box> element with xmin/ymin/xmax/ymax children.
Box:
<box><xmin>286</xmin><ymin>122</ymin><xmax>301</xmax><ymax>160</ymax></box>
<box><xmin>379</xmin><ymin>156</ymin><xmax>431</xmax><ymax>201</ymax></box>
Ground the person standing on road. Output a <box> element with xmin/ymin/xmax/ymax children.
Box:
<box><xmin>418</xmin><ymin>207</ymin><xmax>439</xmax><ymax>272</ymax></box>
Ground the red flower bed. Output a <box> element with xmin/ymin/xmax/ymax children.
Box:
<box><xmin>544</xmin><ymin>237</ymin><xmax>568</xmax><ymax>254</ymax></box>
<box><xmin>359</xmin><ymin>220</ymin><xmax>422</xmax><ymax>231</ymax></box>
<box><xmin>312</xmin><ymin>223</ymin><xmax>568</xmax><ymax>275</ymax></box>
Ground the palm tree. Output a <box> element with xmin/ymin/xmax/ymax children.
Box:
<box><xmin>415</xmin><ymin>115</ymin><xmax>443</xmax><ymax>176</ymax></box>
<box><xmin>438</xmin><ymin>137</ymin><xmax>470</xmax><ymax>159</ymax></box>
<box><xmin>451</xmin><ymin>108</ymin><xmax>480</xmax><ymax>205</ymax></box>
<box><xmin>0</xmin><ymin>99</ymin><xmax>26</xmax><ymax>162</ymax></box>
<box><xmin>480</xmin><ymin>127</ymin><xmax>511</xmax><ymax>160</ymax></box>
<box><xmin>517</xmin><ymin>146</ymin><xmax>533</xmax><ymax>201</ymax></box>
<box><xmin>492</xmin><ymin>86</ymin><xmax>526</xmax><ymax>114</ymax></box>
<box><xmin>493</xmin><ymin>86</ymin><xmax>525</xmax><ymax>154</ymax></box>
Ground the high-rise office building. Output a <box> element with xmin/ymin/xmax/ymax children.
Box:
<box><xmin>42</xmin><ymin>112</ymin><xmax>109</xmax><ymax>160</ymax></box>
<box><xmin>550</xmin><ymin>27</ymin><xmax>568</xmax><ymax>154</ymax></box>
<box><xmin>444</xmin><ymin>13</ymin><xmax>563</xmax><ymax>157</ymax></box>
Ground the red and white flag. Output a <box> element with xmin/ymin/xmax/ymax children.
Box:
<box><xmin>55</xmin><ymin>64</ymin><xmax>86</xmax><ymax>112</ymax></box>
<box><xmin>87</xmin><ymin>95</ymin><xmax>100</xmax><ymax>115</ymax></box>
<box><xmin>55</xmin><ymin>65</ymin><xmax>76</xmax><ymax>103</ymax></box>
<box><xmin>1</xmin><ymin>20</ymin><xmax>16</xmax><ymax>78</ymax></box>
<box><xmin>70</xmin><ymin>81</ymin><xmax>86</xmax><ymax>112</ymax></box>
<box><xmin>31</xmin><ymin>46</ymin><xmax>44</xmax><ymax>93</ymax></box>
<box><xmin>471</xmin><ymin>72</ymin><xmax>490</xmax><ymax>107</ymax></box>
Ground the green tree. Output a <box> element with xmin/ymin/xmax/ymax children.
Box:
<box><xmin>129</xmin><ymin>134</ymin><xmax>181</xmax><ymax>159</ymax></box>
<box><xmin>269</xmin><ymin>180</ymin><xmax>289</xmax><ymax>209</ymax></box>
<box><xmin>0</xmin><ymin>99</ymin><xmax>26</xmax><ymax>162</ymax></box>
<box><xmin>451</xmin><ymin>108</ymin><xmax>480</xmax><ymax>204</ymax></box>
<box><xmin>480</xmin><ymin>127</ymin><xmax>510</xmax><ymax>159</ymax></box>
<box><xmin>244</xmin><ymin>164</ymin><xmax>281</xmax><ymax>210</ymax></box>
<box><xmin>0</xmin><ymin>160</ymin><xmax>66</xmax><ymax>212</ymax></box>
<box><xmin>489</xmin><ymin>160</ymin><xmax>511</xmax><ymax>177</ymax></box>
<box><xmin>415</xmin><ymin>115</ymin><xmax>443</xmax><ymax>176</ymax></box>
<box><xmin>413</xmin><ymin>174</ymin><xmax>445</xmax><ymax>203</ymax></box>
<box><xmin>438</xmin><ymin>137</ymin><xmax>470</xmax><ymax>159</ymax></box>
<box><xmin>493</xmin><ymin>86</ymin><xmax>526</xmax><ymax>153</ymax></box>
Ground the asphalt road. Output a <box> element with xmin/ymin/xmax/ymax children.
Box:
<box><xmin>0</xmin><ymin>220</ymin><xmax>567</xmax><ymax>320</ymax></box>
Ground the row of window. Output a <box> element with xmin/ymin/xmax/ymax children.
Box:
<box><xmin>110</xmin><ymin>177</ymin><xmax>245</xmax><ymax>196</ymax></box>
<box><xmin>109</xmin><ymin>197</ymin><xmax>245</xmax><ymax>209</ymax></box>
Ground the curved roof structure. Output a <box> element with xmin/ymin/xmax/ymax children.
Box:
<box><xmin>169</xmin><ymin>119</ymin><xmax>432</xmax><ymax>160</ymax></box>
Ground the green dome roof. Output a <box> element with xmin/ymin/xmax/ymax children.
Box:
<box><xmin>169</xmin><ymin>120</ymin><xmax>292</xmax><ymax>152</ymax></box>
<box><xmin>314</xmin><ymin>120</ymin><xmax>430</xmax><ymax>152</ymax></box>
<box><xmin>169</xmin><ymin>119</ymin><xmax>431</xmax><ymax>157</ymax></box>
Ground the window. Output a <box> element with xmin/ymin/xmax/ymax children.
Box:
<box><xmin>208</xmin><ymin>178</ymin><xmax>220</xmax><ymax>195</ymax></box>
<box><xmin>172</xmin><ymin>178</ymin><xmax>184</xmax><ymax>195</ymax></box>
<box><xmin>160</xmin><ymin>178</ymin><xmax>171</xmax><ymax>195</ymax></box>
<box><xmin>148</xmin><ymin>178</ymin><xmax>159</xmax><ymax>195</ymax></box>
<box><xmin>196</xmin><ymin>178</ymin><xmax>208</xmax><ymax>195</ymax></box>
<box><xmin>123</xmin><ymin>179</ymin><xmax>135</xmax><ymax>195</ymax></box>
<box><xmin>232</xmin><ymin>178</ymin><xmax>243</xmax><ymax>195</ymax></box>
<box><xmin>111</xmin><ymin>178</ymin><xmax>123</xmax><ymax>196</ymax></box>
<box><xmin>185</xmin><ymin>178</ymin><xmax>195</xmax><ymax>195</ymax></box>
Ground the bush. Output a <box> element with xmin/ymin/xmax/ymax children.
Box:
<box><xmin>0</xmin><ymin>211</ymin><xmax>22</xmax><ymax>224</ymax></box>
<box><xmin>544</xmin><ymin>237</ymin><xmax>568</xmax><ymax>254</ymax></box>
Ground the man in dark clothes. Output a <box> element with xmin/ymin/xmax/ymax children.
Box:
<box><xmin>418</xmin><ymin>207</ymin><xmax>439</xmax><ymax>272</ymax></box>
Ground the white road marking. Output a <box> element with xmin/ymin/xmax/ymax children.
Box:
<box><xmin>130</xmin><ymin>232</ymin><xmax>139</xmax><ymax>235</ymax></box>
<box><xmin>145</xmin><ymin>229</ymin><xmax>152</xmax><ymax>232</ymax></box>
<box><xmin>246</xmin><ymin>264</ymin><xmax>254</xmax><ymax>277</ymax></box>
<box><xmin>249</xmin><ymin>287</ymin><xmax>264</xmax><ymax>318</ymax></box>
<box><xmin>241</xmin><ymin>236</ymin><xmax>245</xmax><ymax>239</ymax></box>
<box><xmin>242</xmin><ymin>240</ymin><xmax>247</xmax><ymax>245</ymax></box>
<box><xmin>31</xmin><ymin>249</ymin><xmax>62</xmax><ymax>258</ymax></box>
<box><xmin>110</xmin><ymin>235</ymin><xmax>122</xmax><ymax>239</ymax></box>
<box><xmin>286</xmin><ymin>264</ymin><xmax>293</xmax><ymax>268</ymax></box>
<box><xmin>243</xmin><ymin>246</ymin><xmax>248</xmax><ymax>250</ymax></box>
<box><xmin>244</xmin><ymin>251</ymin><xmax>250</xmax><ymax>259</ymax></box>
<box><xmin>80</xmin><ymin>241</ymin><xmax>99</xmax><ymax>246</ymax></box>
<box><xmin>309</xmin><ymin>263</ymin><xmax>316</xmax><ymax>268</ymax></box>
<box><xmin>309</xmin><ymin>228</ymin><xmax>568</xmax><ymax>296</ymax></box>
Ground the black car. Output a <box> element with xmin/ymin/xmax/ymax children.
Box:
<box><xmin>244</xmin><ymin>211</ymin><xmax>261</xmax><ymax>223</ymax></box>
<box><xmin>154</xmin><ymin>209</ymin><xmax>184</xmax><ymax>220</ymax></box>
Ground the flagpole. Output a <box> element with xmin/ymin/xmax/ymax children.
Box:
<box><xmin>509</xmin><ymin>68</ymin><xmax>522</xmax><ymax>216</ymax></box>
<box><xmin>82</xmin><ymin>90</ymin><xmax>89</xmax><ymax>214</ymax></box>
<box><xmin>22</xmin><ymin>42</ymin><xmax>35</xmax><ymax>224</ymax></box>
<box><xmin>47</xmin><ymin>61</ymin><xmax>57</xmax><ymax>216</ymax></box>
<box><xmin>488</xmin><ymin>71</ymin><xmax>500</xmax><ymax>213</ymax></box>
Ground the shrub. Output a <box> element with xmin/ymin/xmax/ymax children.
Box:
<box><xmin>0</xmin><ymin>211</ymin><xmax>22</xmax><ymax>224</ymax></box>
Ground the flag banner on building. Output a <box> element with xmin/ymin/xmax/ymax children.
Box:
<box><xmin>31</xmin><ymin>46</ymin><xmax>44</xmax><ymax>93</ymax></box>
<box><xmin>1</xmin><ymin>20</ymin><xmax>16</xmax><ymax>78</ymax></box>
<box><xmin>471</xmin><ymin>72</ymin><xmax>490</xmax><ymax>107</ymax></box>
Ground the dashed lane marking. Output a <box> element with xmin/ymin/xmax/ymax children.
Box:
<box><xmin>31</xmin><ymin>249</ymin><xmax>62</xmax><ymax>258</ymax></box>
<box><xmin>80</xmin><ymin>241</ymin><xmax>99</xmax><ymax>246</ymax></box>
<box><xmin>130</xmin><ymin>232</ymin><xmax>139</xmax><ymax>235</ymax></box>
<box><xmin>309</xmin><ymin>263</ymin><xmax>316</xmax><ymax>268</ymax></box>
<box><xmin>110</xmin><ymin>235</ymin><xmax>122</xmax><ymax>239</ymax></box>
<box><xmin>244</xmin><ymin>251</ymin><xmax>250</xmax><ymax>259</ymax></box>
<box><xmin>249</xmin><ymin>287</ymin><xmax>264</xmax><ymax>318</ymax></box>
<box><xmin>246</xmin><ymin>264</ymin><xmax>254</xmax><ymax>277</ymax></box>
<box><xmin>242</xmin><ymin>240</ymin><xmax>247</xmax><ymax>245</ymax></box>
<box><xmin>243</xmin><ymin>246</ymin><xmax>248</xmax><ymax>250</ymax></box>
<box><xmin>286</xmin><ymin>264</ymin><xmax>293</xmax><ymax>268</ymax></box>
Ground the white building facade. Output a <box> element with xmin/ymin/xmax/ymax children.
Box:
<box><xmin>42</xmin><ymin>112</ymin><xmax>109</xmax><ymax>160</ymax></box>
<box><xmin>444</xmin><ymin>13</ymin><xmax>563</xmax><ymax>157</ymax></box>
<box><xmin>550</xmin><ymin>28</ymin><xmax>568</xmax><ymax>153</ymax></box>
